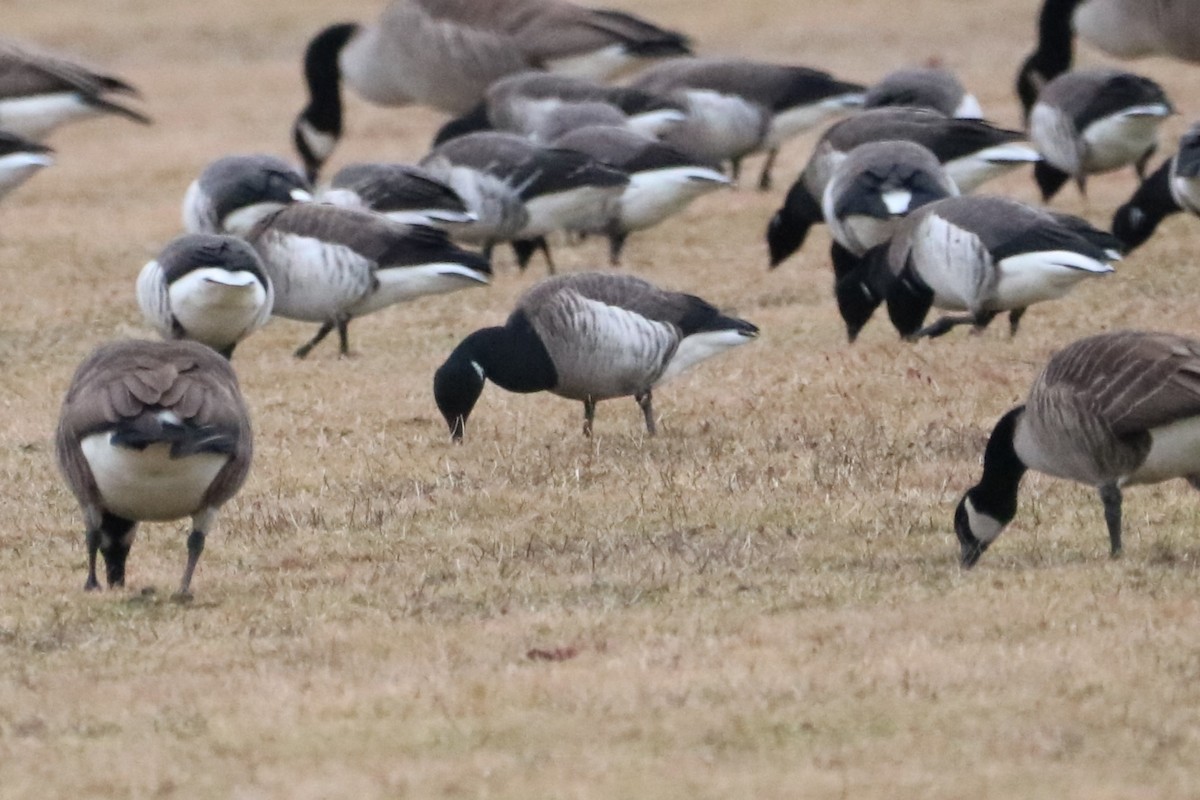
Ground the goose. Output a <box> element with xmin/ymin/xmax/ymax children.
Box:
<box><xmin>820</xmin><ymin>140</ymin><xmax>958</xmax><ymax>281</ymax></box>
<box><xmin>628</xmin><ymin>57</ymin><xmax>867</xmax><ymax>189</ymax></box>
<box><xmin>767</xmin><ymin>108</ymin><xmax>1041</xmax><ymax>268</ymax></box>
<box><xmin>955</xmin><ymin>330</ymin><xmax>1200</xmax><ymax>567</ymax></box>
<box><xmin>247</xmin><ymin>203</ymin><xmax>492</xmax><ymax>358</ymax></box>
<box><xmin>183</xmin><ymin>154</ymin><xmax>313</xmax><ymax>237</ymax></box>
<box><xmin>433</xmin><ymin>272</ymin><xmax>759</xmax><ymax>440</ymax></box>
<box><xmin>1112</xmin><ymin>122</ymin><xmax>1200</xmax><ymax>252</ymax></box>
<box><xmin>1017</xmin><ymin>0</ymin><xmax>1200</xmax><ymax>118</ymax></box>
<box><xmin>551</xmin><ymin>125</ymin><xmax>731</xmax><ymax>265</ymax></box>
<box><xmin>55</xmin><ymin>339</ymin><xmax>252</xmax><ymax>597</ymax></box>
<box><xmin>0</xmin><ymin>129</ymin><xmax>53</xmax><ymax>201</ymax></box>
<box><xmin>292</xmin><ymin>0</ymin><xmax>691</xmax><ymax>180</ymax></box>
<box><xmin>0</xmin><ymin>36</ymin><xmax>150</xmax><ymax>141</ymax></box>
<box><xmin>431</xmin><ymin>71</ymin><xmax>687</xmax><ymax>145</ymax></box>
<box><xmin>137</xmin><ymin>234</ymin><xmax>274</xmax><ymax>359</ymax></box>
<box><xmin>862</xmin><ymin>67</ymin><xmax>983</xmax><ymax>119</ymax></box>
<box><xmin>419</xmin><ymin>131</ymin><xmax>629</xmax><ymax>270</ymax></box>
<box><xmin>833</xmin><ymin>195</ymin><xmax>1119</xmax><ymax>342</ymax></box>
<box><xmin>320</xmin><ymin>162</ymin><xmax>475</xmax><ymax>226</ymax></box>
<box><xmin>1028</xmin><ymin>67</ymin><xmax>1173</xmax><ymax>201</ymax></box>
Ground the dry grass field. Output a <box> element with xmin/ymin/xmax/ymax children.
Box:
<box><xmin>4</xmin><ymin>0</ymin><xmax>1200</xmax><ymax>797</ymax></box>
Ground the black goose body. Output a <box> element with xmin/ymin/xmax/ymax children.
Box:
<box><xmin>434</xmin><ymin>272</ymin><xmax>759</xmax><ymax>439</ymax></box>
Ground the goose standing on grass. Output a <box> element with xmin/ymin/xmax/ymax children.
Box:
<box><xmin>1112</xmin><ymin>122</ymin><xmax>1200</xmax><ymax>252</ymax></box>
<box><xmin>433</xmin><ymin>272</ymin><xmax>759</xmax><ymax>440</ymax></box>
<box><xmin>821</xmin><ymin>140</ymin><xmax>958</xmax><ymax>282</ymax></box>
<box><xmin>320</xmin><ymin>162</ymin><xmax>476</xmax><ymax>227</ymax></box>
<box><xmin>832</xmin><ymin>195</ymin><xmax>1119</xmax><ymax>342</ymax></box>
<box><xmin>183</xmin><ymin>154</ymin><xmax>313</xmax><ymax>237</ymax></box>
<box><xmin>628</xmin><ymin>57</ymin><xmax>867</xmax><ymax>190</ymax></box>
<box><xmin>248</xmin><ymin>203</ymin><xmax>492</xmax><ymax>358</ymax></box>
<box><xmin>1016</xmin><ymin>0</ymin><xmax>1200</xmax><ymax>118</ymax></box>
<box><xmin>862</xmin><ymin>67</ymin><xmax>983</xmax><ymax>118</ymax></box>
<box><xmin>55</xmin><ymin>339</ymin><xmax>252</xmax><ymax>597</ymax></box>
<box><xmin>0</xmin><ymin>129</ymin><xmax>52</xmax><ymax>201</ymax></box>
<box><xmin>955</xmin><ymin>330</ymin><xmax>1200</xmax><ymax>568</ymax></box>
<box><xmin>292</xmin><ymin>0</ymin><xmax>692</xmax><ymax>180</ymax></box>
<box><xmin>0</xmin><ymin>37</ymin><xmax>150</xmax><ymax>140</ymax></box>
<box><xmin>420</xmin><ymin>131</ymin><xmax>629</xmax><ymax>271</ymax></box>
<box><xmin>767</xmin><ymin>109</ymin><xmax>1040</xmax><ymax>268</ymax></box>
<box><xmin>552</xmin><ymin>125</ymin><xmax>731</xmax><ymax>265</ymax></box>
<box><xmin>432</xmin><ymin>71</ymin><xmax>687</xmax><ymax>145</ymax></box>
<box><xmin>1028</xmin><ymin>68</ymin><xmax>1173</xmax><ymax>201</ymax></box>
<box><xmin>137</xmin><ymin>234</ymin><xmax>274</xmax><ymax>359</ymax></box>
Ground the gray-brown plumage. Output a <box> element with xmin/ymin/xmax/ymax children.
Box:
<box><xmin>0</xmin><ymin>36</ymin><xmax>150</xmax><ymax>140</ymax></box>
<box><xmin>863</xmin><ymin>67</ymin><xmax>982</xmax><ymax>118</ymax></box>
<box><xmin>955</xmin><ymin>330</ymin><xmax>1200</xmax><ymax>567</ymax></box>
<box><xmin>55</xmin><ymin>339</ymin><xmax>252</xmax><ymax>597</ymax></box>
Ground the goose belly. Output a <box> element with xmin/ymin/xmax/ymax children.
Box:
<box><xmin>1082</xmin><ymin>109</ymin><xmax>1170</xmax><ymax>173</ymax></box>
<box><xmin>655</xmin><ymin>329</ymin><xmax>756</xmax><ymax>385</ymax></box>
<box><xmin>522</xmin><ymin>185</ymin><xmax>620</xmax><ymax>236</ymax></box>
<box><xmin>81</xmin><ymin>435</ymin><xmax>228</xmax><ymax>521</ymax></box>
<box><xmin>0</xmin><ymin>93</ymin><xmax>96</xmax><ymax>140</ymax></box>
<box><xmin>664</xmin><ymin>91</ymin><xmax>766</xmax><ymax>163</ymax></box>
<box><xmin>618</xmin><ymin>167</ymin><xmax>729</xmax><ymax>230</ymax></box>
<box><xmin>350</xmin><ymin>263</ymin><xmax>488</xmax><ymax>315</ymax></box>
<box><xmin>543</xmin><ymin>307</ymin><xmax>675</xmax><ymax>400</ymax></box>
<box><xmin>1124</xmin><ymin>417</ymin><xmax>1200</xmax><ymax>486</ymax></box>
<box><xmin>436</xmin><ymin>166</ymin><xmax>527</xmax><ymax>243</ymax></box>
<box><xmin>168</xmin><ymin>270</ymin><xmax>269</xmax><ymax>348</ymax></box>
<box><xmin>258</xmin><ymin>236</ymin><xmax>372</xmax><ymax>321</ymax></box>
<box><xmin>0</xmin><ymin>151</ymin><xmax>52</xmax><ymax>199</ymax></box>
<box><xmin>545</xmin><ymin>45</ymin><xmax>633</xmax><ymax>81</ymax></box>
<box><xmin>988</xmin><ymin>251</ymin><xmax>1113</xmax><ymax>309</ymax></box>
<box><xmin>831</xmin><ymin>213</ymin><xmax>904</xmax><ymax>257</ymax></box>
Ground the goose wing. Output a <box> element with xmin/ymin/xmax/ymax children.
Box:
<box><xmin>0</xmin><ymin>37</ymin><xmax>148</xmax><ymax>123</ymax></box>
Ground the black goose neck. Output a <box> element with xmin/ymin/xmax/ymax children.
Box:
<box><xmin>970</xmin><ymin>405</ymin><xmax>1028</xmax><ymax>523</ymax></box>
<box><xmin>467</xmin><ymin>312</ymin><xmax>557</xmax><ymax>394</ymax></box>
<box><xmin>301</xmin><ymin>23</ymin><xmax>357</xmax><ymax>133</ymax></box>
<box><xmin>884</xmin><ymin>265</ymin><xmax>932</xmax><ymax>338</ymax></box>
<box><xmin>1017</xmin><ymin>0</ymin><xmax>1078</xmax><ymax>115</ymax></box>
<box><xmin>1113</xmin><ymin>159</ymin><xmax>1179</xmax><ymax>252</ymax></box>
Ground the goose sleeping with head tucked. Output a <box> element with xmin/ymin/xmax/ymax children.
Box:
<box><xmin>956</xmin><ymin>330</ymin><xmax>1200</xmax><ymax>567</ymax></box>
<box><xmin>433</xmin><ymin>272</ymin><xmax>759</xmax><ymax>440</ymax></box>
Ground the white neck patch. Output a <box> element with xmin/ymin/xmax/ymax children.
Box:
<box><xmin>964</xmin><ymin>497</ymin><xmax>1005</xmax><ymax>544</ymax></box>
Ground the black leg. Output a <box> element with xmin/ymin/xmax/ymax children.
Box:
<box><xmin>583</xmin><ymin>398</ymin><xmax>596</xmax><ymax>437</ymax></box>
<box><xmin>636</xmin><ymin>391</ymin><xmax>656</xmax><ymax>436</ymax></box>
<box><xmin>85</xmin><ymin>526</ymin><xmax>101</xmax><ymax>591</ymax></box>
<box><xmin>217</xmin><ymin>343</ymin><xmax>236</xmax><ymax>360</ymax></box>
<box><xmin>608</xmin><ymin>232</ymin><xmax>628</xmax><ymax>267</ymax></box>
<box><xmin>295</xmin><ymin>321</ymin><xmax>334</xmax><ymax>359</ymax></box>
<box><xmin>336</xmin><ymin>317</ymin><xmax>352</xmax><ymax>358</ymax></box>
<box><xmin>757</xmin><ymin>148</ymin><xmax>778</xmax><ymax>191</ymax></box>
<box><xmin>537</xmin><ymin>237</ymin><xmax>556</xmax><ymax>275</ymax></box>
<box><xmin>912</xmin><ymin>314</ymin><xmax>978</xmax><ymax>339</ymax></box>
<box><xmin>729</xmin><ymin>158</ymin><xmax>742</xmax><ymax>185</ymax></box>
<box><xmin>1034</xmin><ymin>161</ymin><xmax>1071</xmax><ymax>202</ymax></box>
<box><xmin>177</xmin><ymin>528</ymin><xmax>207</xmax><ymax>599</ymax></box>
<box><xmin>99</xmin><ymin>513</ymin><xmax>136</xmax><ymax>589</ymax></box>
<box><xmin>1099</xmin><ymin>482</ymin><xmax>1123</xmax><ymax>558</ymax></box>
<box><xmin>969</xmin><ymin>310</ymin><xmax>999</xmax><ymax>336</ymax></box>
<box><xmin>1008</xmin><ymin>308</ymin><xmax>1027</xmax><ymax>337</ymax></box>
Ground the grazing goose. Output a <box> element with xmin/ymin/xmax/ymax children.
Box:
<box><xmin>432</xmin><ymin>71</ymin><xmax>687</xmax><ymax>145</ymax></box>
<box><xmin>247</xmin><ymin>203</ymin><xmax>492</xmax><ymax>358</ymax></box>
<box><xmin>55</xmin><ymin>339</ymin><xmax>252</xmax><ymax>597</ymax></box>
<box><xmin>433</xmin><ymin>272</ymin><xmax>759</xmax><ymax>440</ymax></box>
<box><xmin>1028</xmin><ymin>68</ymin><xmax>1173</xmax><ymax>201</ymax></box>
<box><xmin>629</xmin><ymin>57</ymin><xmax>867</xmax><ymax>189</ymax></box>
<box><xmin>292</xmin><ymin>0</ymin><xmax>691</xmax><ymax>180</ymax></box>
<box><xmin>552</xmin><ymin>125</ymin><xmax>731</xmax><ymax>265</ymax></box>
<box><xmin>821</xmin><ymin>140</ymin><xmax>958</xmax><ymax>281</ymax></box>
<box><xmin>1112</xmin><ymin>122</ymin><xmax>1200</xmax><ymax>252</ymax></box>
<box><xmin>183</xmin><ymin>155</ymin><xmax>313</xmax><ymax>237</ymax></box>
<box><xmin>0</xmin><ymin>37</ymin><xmax>150</xmax><ymax>140</ymax></box>
<box><xmin>955</xmin><ymin>330</ymin><xmax>1200</xmax><ymax>567</ymax></box>
<box><xmin>320</xmin><ymin>162</ymin><xmax>475</xmax><ymax>226</ymax></box>
<box><xmin>863</xmin><ymin>67</ymin><xmax>983</xmax><ymax>118</ymax></box>
<box><xmin>767</xmin><ymin>108</ymin><xmax>1040</xmax><ymax>267</ymax></box>
<box><xmin>833</xmin><ymin>195</ymin><xmax>1119</xmax><ymax>342</ymax></box>
<box><xmin>420</xmin><ymin>131</ymin><xmax>629</xmax><ymax>270</ymax></box>
<box><xmin>1017</xmin><ymin>0</ymin><xmax>1200</xmax><ymax>118</ymax></box>
<box><xmin>0</xmin><ymin>129</ymin><xmax>52</xmax><ymax>201</ymax></box>
<box><xmin>137</xmin><ymin>234</ymin><xmax>274</xmax><ymax>359</ymax></box>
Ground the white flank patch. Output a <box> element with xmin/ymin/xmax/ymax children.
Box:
<box><xmin>317</xmin><ymin>188</ymin><xmax>365</xmax><ymax>210</ymax></box>
<box><xmin>291</xmin><ymin>188</ymin><xmax>314</xmax><ymax>202</ymax></box>
<box><xmin>168</xmin><ymin>268</ymin><xmax>271</xmax><ymax>349</ymax></box>
<box><xmin>964</xmin><ymin>497</ymin><xmax>1005</xmax><ymax>544</ymax></box>
<box><xmin>136</xmin><ymin>260</ymin><xmax>172</xmax><ymax>337</ymax></box>
<box><xmin>385</xmin><ymin>208</ymin><xmax>477</xmax><ymax>227</ymax></box>
<box><xmin>626</xmin><ymin>109</ymin><xmax>688</xmax><ymax>138</ymax></box>
<box><xmin>1082</xmin><ymin>110</ymin><xmax>1169</xmax><ymax>173</ymax></box>
<box><xmin>522</xmin><ymin>185</ymin><xmax>621</xmax><ymax>236</ymax></box>
<box><xmin>352</xmin><ymin>262</ymin><xmax>488</xmax><ymax>315</ymax></box>
<box><xmin>1171</xmin><ymin>175</ymin><xmax>1200</xmax><ymax>215</ymax></box>
<box><xmin>954</xmin><ymin>93</ymin><xmax>984</xmax><ymax>120</ymax></box>
<box><xmin>946</xmin><ymin>146</ymin><xmax>1040</xmax><ymax>193</ymax></box>
<box><xmin>0</xmin><ymin>151</ymin><xmax>53</xmax><ymax>199</ymax></box>
<box><xmin>81</xmin><ymin>434</ymin><xmax>229</xmax><ymax>522</ymax></box>
<box><xmin>222</xmin><ymin>202</ymin><xmax>291</xmax><ymax>237</ymax></box>
<box><xmin>1125</xmin><ymin>416</ymin><xmax>1200</xmax><ymax>486</ymax></box>
<box><xmin>765</xmin><ymin>94</ymin><xmax>865</xmax><ymax>148</ymax></box>
<box><xmin>544</xmin><ymin>44</ymin><xmax>632</xmax><ymax>81</ymax></box>
<box><xmin>656</xmin><ymin>329</ymin><xmax>756</xmax><ymax>386</ymax></box>
<box><xmin>0</xmin><ymin>92</ymin><xmax>94</xmax><ymax>140</ymax></box>
<box><xmin>259</xmin><ymin>235</ymin><xmax>370</xmax><ymax>321</ymax></box>
<box><xmin>993</xmin><ymin>250</ymin><xmax>1114</xmax><ymax>308</ymax></box>
<box><xmin>882</xmin><ymin>189</ymin><xmax>914</xmax><ymax>215</ymax></box>
<box><xmin>619</xmin><ymin>167</ymin><xmax>730</xmax><ymax>230</ymax></box>
<box><xmin>181</xmin><ymin>179</ymin><xmax>216</xmax><ymax>233</ymax></box>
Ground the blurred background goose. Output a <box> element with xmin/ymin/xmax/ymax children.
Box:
<box><xmin>183</xmin><ymin>154</ymin><xmax>313</xmax><ymax>237</ymax></box>
<box><xmin>0</xmin><ymin>36</ymin><xmax>150</xmax><ymax>140</ymax></box>
<box><xmin>433</xmin><ymin>272</ymin><xmax>759</xmax><ymax>440</ymax></box>
<box><xmin>137</xmin><ymin>234</ymin><xmax>274</xmax><ymax>359</ymax></box>
<box><xmin>1017</xmin><ymin>0</ymin><xmax>1200</xmax><ymax>118</ymax></box>
<box><xmin>1029</xmin><ymin>68</ymin><xmax>1173</xmax><ymax>201</ymax></box>
<box><xmin>55</xmin><ymin>339</ymin><xmax>253</xmax><ymax>597</ymax></box>
<box><xmin>955</xmin><ymin>330</ymin><xmax>1200</xmax><ymax>568</ymax></box>
<box><xmin>320</xmin><ymin>162</ymin><xmax>476</xmax><ymax>227</ymax></box>
<box><xmin>1112</xmin><ymin>122</ymin><xmax>1200</xmax><ymax>252</ymax></box>
<box><xmin>0</xmin><ymin>129</ymin><xmax>52</xmax><ymax>201</ymax></box>
<box><xmin>292</xmin><ymin>0</ymin><xmax>692</xmax><ymax>180</ymax></box>
<box><xmin>862</xmin><ymin>66</ymin><xmax>983</xmax><ymax>118</ymax></box>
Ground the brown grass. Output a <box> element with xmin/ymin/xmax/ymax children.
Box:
<box><xmin>3</xmin><ymin>1</ymin><xmax>1200</xmax><ymax>797</ymax></box>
